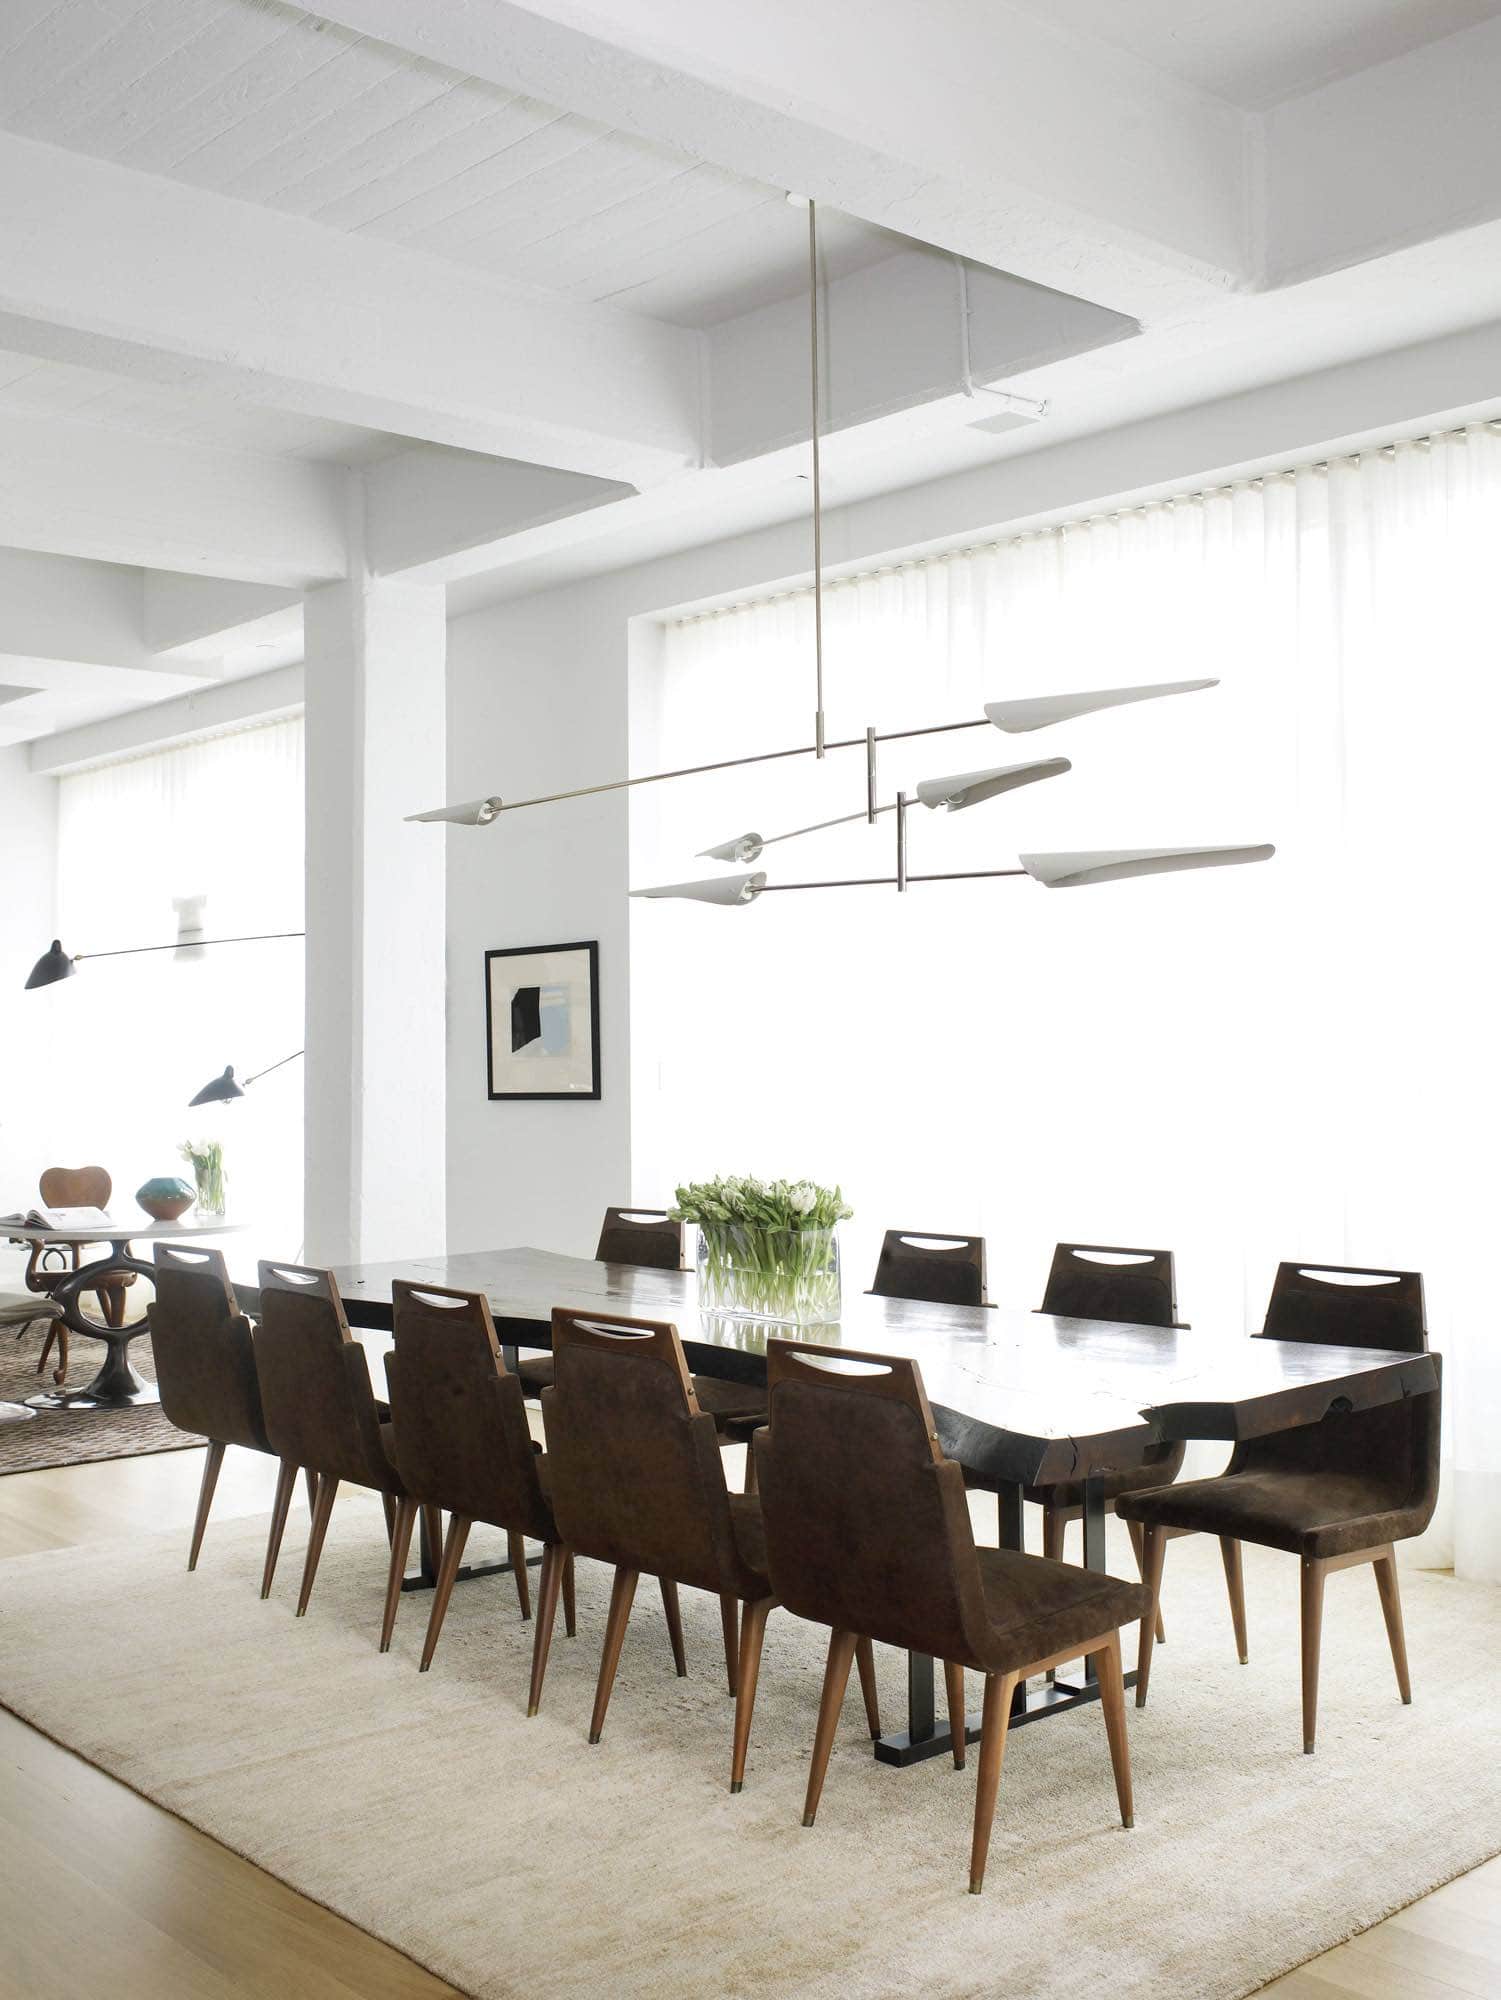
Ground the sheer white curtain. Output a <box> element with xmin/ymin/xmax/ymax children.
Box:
<box><xmin>630</xmin><ymin>425</ymin><xmax>1501</xmax><ymax>1581</ymax></box>
<box><xmin>37</xmin><ymin>717</ymin><xmax>306</xmax><ymax>1259</ymax></box>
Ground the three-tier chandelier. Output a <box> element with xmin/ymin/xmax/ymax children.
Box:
<box><xmin>407</xmin><ymin>201</ymin><xmax>1274</xmax><ymax>902</ymax></box>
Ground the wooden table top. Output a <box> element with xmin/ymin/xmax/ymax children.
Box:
<box><xmin>234</xmin><ymin>1245</ymin><xmax>1438</xmax><ymax>1488</ymax></box>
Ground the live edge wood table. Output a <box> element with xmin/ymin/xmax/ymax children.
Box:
<box><xmin>236</xmin><ymin>1245</ymin><xmax>1438</xmax><ymax>1770</ymax></box>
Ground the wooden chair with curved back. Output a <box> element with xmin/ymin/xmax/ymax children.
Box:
<box><xmin>515</xmin><ymin>1206</ymin><xmax>769</xmax><ymax>1457</ymax></box>
<box><xmin>1021</xmin><ymin>1244</ymin><xmax>1187</xmax><ymax>1645</ymax></box>
<box><xmin>1120</xmin><ymin>1261</ymin><xmax>1440</xmax><ymax>1753</ymax></box>
<box><xmin>252</xmin><ymin>1260</ymin><xmax>435</xmax><ymax>1624</ymax></box>
<box><xmin>753</xmin><ymin>1340</ymin><xmax>1145</xmax><ymax>1893</ymax></box>
<box><xmin>539</xmin><ymin>1307</ymin><xmax>861</xmax><ymax>1791</ymax></box>
<box><xmin>18</xmin><ymin>1165</ymin><xmax>135</xmax><ymax>1384</ymax></box>
<box><xmin>150</xmin><ymin>1241</ymin><xmax>314</xmax><ymax>1585</ymax></box>
<box><xmin>870</xmin><ymin>1230</ymin><xmax>989</xmax><ymax>1308</ymax></box>
<box><xmin>383</xmin><ymin>1280</ymin><xmax>574</xmax><ymax>1708</ymax></box>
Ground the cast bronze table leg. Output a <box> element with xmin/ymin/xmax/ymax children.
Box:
<box><xmin>24</xmin><ymin>1250</ymin><xmax>158</xmax><ymax>1412</ymax></box>
<box><xmin>873</xmin><ymin>1474</ymin><xmax>1137</xmax><ymax>1767</ymax></box>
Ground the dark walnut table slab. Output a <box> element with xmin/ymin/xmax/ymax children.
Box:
<box><xmin>235</xmin><ymin>1246</ymin><xmax>1438</xmax><ymax>1765</ymax></box>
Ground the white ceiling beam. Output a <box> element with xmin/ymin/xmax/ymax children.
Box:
<box><xmin>366</xmin><ymin>449</ymin><xmax>636</xmax><ymax>583</ymax></box>
<box><xmin>26</xmin><ymin>664</ymin><xmax>305</xmax><ymax>775</ymax></box>
<box><xmin>143</xmin><ymin>573</ymin><xmax>303</xmax><ymax>663</ymax></box>
<box><xmin>0</xmin><ymin>131</ymin><xmax>703</xmax><ymax>486</ymax></box>
<box><xmin>312</xmin><ymin>0</ymin><xmax>1255</xmax><ymax>323</ymax></box>
<box><xmin>1265</xmin><ymin>17</ymin><xmax>1501</xmax><ymax>287</ymax></box>
<box><xmin>0</xmin><ymin>406</ymin><xmax>346</xmax><ymax>586</ymax></box>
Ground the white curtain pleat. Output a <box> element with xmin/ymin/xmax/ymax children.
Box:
<box><xmin>42</xmin><ymin>717</ymin><xmax>306</xmax><ymax>1259</ymax></box>
<box><xmin>631</xmin><ymin>427</ymin><xmax>1501</xmax><ymax>1580</ymax></box>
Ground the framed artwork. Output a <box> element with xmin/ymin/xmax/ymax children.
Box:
<box><xmin>484</xmin><ymin>940</ymin><xmax>601</xmax><ymax>1101</ymax></box>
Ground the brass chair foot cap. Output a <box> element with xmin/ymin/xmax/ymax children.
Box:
<box><xmin>801</xmin><ymin>1812</ymin><xmax>816</xmax><ymax>1828</ymax></box>
<box><xmin>1134</xmin><ymin>1693</ymin><xmax>1147</xmax><ymax>1708</ymax></box>
<box><xmin>729</xmin><ymin>1780</ymin><xmax>743</xmax><ymax>1794</ymax></box>
<box><xmin>1239</xmin><ymin>1655</ymin><xmax>1249</xmax><ymax>1666</ymax></box>
<box><xmin>953</xmin><ymin>1757</ymin><xmax>966</xmax><ymax>1772</ymax></box>
<box><xmin>588</xmin><ymin>1731</ymin><xmax>602</xmax><ymax>1745</ymax></box>
<box><xmin>526</xmin><ymin>1704</ymin><xmax>539</xmax><ymax>1718</ymax></box>
<box><xmin>295</xmin><ymin>1608</ymin><xmax>307</xmax><ymax>1618</ymax></box>
<box><xmin>187</xmin><ymin>1560</ymin><xmax>198</xmax><ymax>1573</ymax></box>
<box><xmin>1402</xmin><ymin>1695</ymin><xmax>1412</xmax><ymax>1706</ymax></box>
<box><xmin>968</xmin><ymin>1882</ymin><xmax>983</xmax><ymax>1896</ymax></box>
<box><xmin>1303</xmin><ymin>1744</ymin><xmax>1315</xmax><ymax>1755</ymax></box>
<box><xmin>1122</xmin><ymin>1817</ymin><xmax>1134</xmax><ymax>1829</ymax></box>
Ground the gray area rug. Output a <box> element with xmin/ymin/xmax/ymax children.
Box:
<box><xmin>1</xmin><ymin>1507</ymin><xmax>1498</xmax><ymax>2000</ymax></box>
<box><xmin>0</xmin><ymin>1328</ymin><xmax>199</xmax><ymax>1474</ymax></box>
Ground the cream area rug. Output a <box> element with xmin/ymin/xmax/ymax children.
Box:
<box><xmin>2</xmin><ymin>1503</ymin><xmax>1499</xmax><ymax>2000</ymax></box>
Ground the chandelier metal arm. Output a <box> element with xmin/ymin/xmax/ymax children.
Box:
<box><xmin>760</xmin><ymin>867</ymin><xmax>1028</xmax><ymax>893</ymax></box>
<box><xmin>76</xmin><ymin>929</ymin><xmax>305</xmax><ymax>962</ymax></box>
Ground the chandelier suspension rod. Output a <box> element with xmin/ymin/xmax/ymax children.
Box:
<box><xmin>810</xmin><ymin>196</ymin><xmax>826</xmax><ymax>760</ymax></box>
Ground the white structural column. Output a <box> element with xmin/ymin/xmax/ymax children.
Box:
<box><xmin>303</xmin><ymin>496</ymin><xmax>446</xmax><ymax>1265</ymax></box>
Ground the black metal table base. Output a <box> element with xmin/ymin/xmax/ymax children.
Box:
<box><xmin>873</xmin><ymin>1663</ymin><xmax>1139</xmax><ymax>1766</ymax></box>
<box><xmin>399</xmin><ymin>1551</ymin><xmax>545</xmax><ymax>1594</ymax></box>
<box><xmin>875</xmin><ymin>1470</ymin><xmax>1123</xmax><ymax>1767</ymax></box>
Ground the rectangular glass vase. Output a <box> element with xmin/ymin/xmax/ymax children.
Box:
<box><xmin>695</xmin><ymin>1223</ymin><xmax>841</xmax><ymax>1326</ymax></box>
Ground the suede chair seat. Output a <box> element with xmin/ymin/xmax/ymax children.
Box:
<box><xmin>974</xmin><ymin>1548</ymin><xmax>1146</xmax><ymax>1673</ymax></box>
<box><xmin>1118</xmin><ymin>1464</ymin><xmax>1432</xmax><ymax>1560</ymax></box>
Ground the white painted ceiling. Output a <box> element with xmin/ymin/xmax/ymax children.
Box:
<box><xmin>0</xmin><ymin>0</ymin><xmax>903</xmax><ymax>330</ymax></box>
<box><xmin>1005</xmin><ymin>0</ymin><xmax>1501</xmax><ymax>108</ymax></box>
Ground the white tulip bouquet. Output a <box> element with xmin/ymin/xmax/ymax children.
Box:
<box><xmin>672</xmin><ymin>1175</ymin><xmax>851</xmax><ymax>1323</ymax></box>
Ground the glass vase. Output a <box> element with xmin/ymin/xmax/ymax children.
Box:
<box><xmin>695</xmin><ymin>1222</ymin><xmax>841</xmax><ymax>1326</ymax></box>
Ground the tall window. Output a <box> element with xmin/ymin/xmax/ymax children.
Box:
<box><xmin>631</xmin><ymin>425</ymin><xmax>1501</xmax><ymax>1580</ymax></box>
<box><xmin>48</xmin><ymin>716</ymin><xmax>305</xmax><ymax>1256</ymax></box>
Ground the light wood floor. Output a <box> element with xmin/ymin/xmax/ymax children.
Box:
<box><xmin>0</xmin><ymin>1442</ymin><xmax>1496</xmax><ymax>2000</ymax></box>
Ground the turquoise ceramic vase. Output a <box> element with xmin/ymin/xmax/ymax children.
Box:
<box><xmin>136</xmin><ymin>1176</ymin><xmax>196</xmax><ymax>1222</ymax></box>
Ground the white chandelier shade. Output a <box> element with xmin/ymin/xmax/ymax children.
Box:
<box><xmin>1019</xmin><ymin>843</ymin><xmax>1275</xmax><ymax>888</ymax></box>
<box><xmin>631</xmin><ymin>871</ymin><xmax>767</xmax><ymax>906</ymax></box>
<box><xmin>698</xmin><ymin>833</ymin><xmax>765</xmax><ymax>863</ymax></box>
<box><xmin>985</xmin><ymin>678</ymin><xmax>1218</xmax><ymax>734</ymax></box>
<box><xmin>405</xmin><ymin>795</ymin><xmax>505</xmax><ymax>826</ymax></box>
<box><xmin>913</xmin><ymin>756</ymin><xmax>1070</xmax><ymax>811</ymax></box>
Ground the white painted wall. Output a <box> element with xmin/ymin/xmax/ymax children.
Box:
<box><xmin>0</xmin><ymin>747</ymin><xmax>57</xmax><ymax>1202</ymax></box>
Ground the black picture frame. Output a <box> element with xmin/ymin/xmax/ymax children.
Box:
<box><xmin>484</xmin><ymin>940</ymin><xmax>601</xmax><ymax>1101</ymax></box>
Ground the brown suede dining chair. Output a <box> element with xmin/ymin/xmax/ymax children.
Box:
<box><xmin>539</xmin><ymin>1307</ymin><xmax>879</xmax><ymax>1791</ymax></box>
<box><xmin>1021</xmin><ymin>1243</ymin><xmax>1187</xmax><ymax>1644</ymax></box>
<box><xmin>253</xmin><ymin>1260</ymin><xmax>436</xmax><ymax>1622</ymax></box>
<box><xmin>870</xmin><ymin>1229</ymin><xmax>989</xmax><ymax>1308</ymax></box>
<box><xmin>382</xmin><ymin>1280</ymin><xmax>573</xmax><ymax>1708</ymax></box>
<box><xmin>149</xmin><ymin>1241</ymin><xmax>315</xmax><ymax>1583</ymax></box>
<box><xmin>1119</xmin><ymin>1262</ymin><xmax>1440</xmax><ymax>1754</ymax></box>
<box><xmin>753</xmin><ymin>1340</ymin><xmax>1145</xmax><ymax>1894</ymax></box>
<box><xmin>515</xmin><ymin>1205</ymin><xmax>769</xmax><ymax>1449</ymax></box>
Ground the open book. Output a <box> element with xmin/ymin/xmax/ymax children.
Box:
<box><xmin>1</xmin><ymin>1204</ymin><xmax>116</xmax><ymax>1232</ymax></box>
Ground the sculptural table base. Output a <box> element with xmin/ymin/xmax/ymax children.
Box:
<box><xmin>23</xmin><ymin>1251</ymin><xmax>160</xmax><ymax>1413</ymax></box>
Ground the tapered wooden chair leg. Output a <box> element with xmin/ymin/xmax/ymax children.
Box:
<box><xmin>589</xmin><ymin>1567</ymin><xmax>639</xmax><ymax>1743</ymax></box>
<box><xmin>854</xmin><ymin>1636</ymin><xmax>882</xmax><ymax>1739</ymax></box>
<box><xmin>1127</xmin><ymin>1518</ymin><xmax>1167</xmax><ymax>1645</ymax></box>
<box><xmin>1301</xmin><ymin>1555</ymin><xmax>1327</xmax><ymax>1753</ymax></box>
<box><xmin>562</xmin><ymin>1552</ymin><xmax>577</xmax><ymax>1638</ymax></box>
<box><xmin>1220</xmin><ymin>1536</ymin><xmax>1249</xmax><ymax>1664</ymax></box>
<box><xmin>719</xmin><ymin>1593</ymin><xmax>740</xmax><ymax>1697</ymax></box>
<box><xmin>295</xmin><ymin>1475</ymin><xmax>339</xmax><ymax>1617</ymax></box>
<box><xmin>1373</xmin><ymin>1550</ymin><xmax>1412</xmax><ymax>1705</ymax></box>
<box><xmin>1135</xmin><ymin>1523</ymin><xmax>1167</xmax><ymax>1705</ymax></box>
<box><xmin>508</xmin><ymin>1530</ymin><xmax>532</xmax><ymax>1620</ymax></box>
<box><xmin>380</xmin><ymin>1497</ymin><xmax>418</xmax><ymax>1652</ymax></box>
<box><xmin>303</xmin><ymin>1467</ymin><xmax>318</xmax><ymax>1514</ymax></box>
<box><xmin>660</xmin><ymin>1576</ymin><xmax>688</xmax><ymax>1677</ymax></box>
<box><xmin>419</xmin><ymin>1514</ymin><xmax>472</xmax><ymax>1672</ymax></box>
<box><xmin>742</xmin><ymin>1443</ymin><xmax>758</xmax><ymax>1495</ymax></box>
<box><xmin>730</xmin><ymin>1596</ymin><xmax>773</xmax><ymax>1792</ymax></box>
<box><xmin>187</xmin><ymin>1439</ymin><xmax>226</xmax><ymax>1571</ymax></box>
<box><xmin>969</xmin><ymin>1669</ymin><xmax>1020</xmax><ymax>1894</ymax></box>
<box><xmin>527</xmin><ymin>1542</ymin><xmax>564</xmax><ymax>1716</ymax></box>
<box><xmin>943</xmin><ymin>1659</ymin><xmax>968</xmax><ymax>1770</ymax></box>
<box><xmin>802</xmin><ymin>1629</ymin><xmax>858</xmax><ymax>1827</ymax></box>
<box><xmin>261</xmin><ymin>1457</ymin><xmax>299</xmax><ymax>1599</ymax></box>
<box><xmin>380</xmin><ymin>1492</ymin><xmax>396</xmax><ymax>1545</ymax></box>
<box><xmin>1091</xmin><ymin>1630</ymin><xmax>1134</xmax><ymax>1827</ymax></box>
